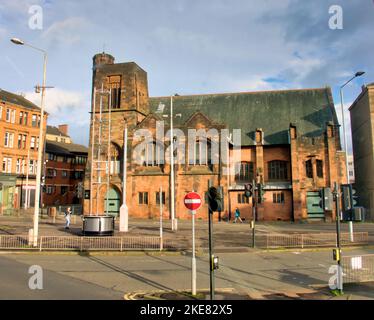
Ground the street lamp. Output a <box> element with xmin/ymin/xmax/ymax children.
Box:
<box><xmin>156</xmin><ymin>95</ymin><xmax>180</xmax><ymax>231</ymax></box>
<box><xmin>170</xmin><ymin>95</ymin><xmax>177</xmax><ymax>231</ymax></box>
<box><xmin>339</xmin><ymin>71</ymin><xmax>365</xmax><ymax>183</ymax></box>
<box><xmin>11</xmin><ymin>37</ymin><xmax>47</xmax><ymax>247</ymax></box>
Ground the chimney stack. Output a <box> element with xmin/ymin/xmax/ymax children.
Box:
<box><xmin>58</xmin><ymin>124</ymin><xmax>69</xmax><ymax>136</ymax></box>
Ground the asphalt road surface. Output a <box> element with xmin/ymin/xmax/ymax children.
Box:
<box><xmin>0</xmin><ymin>254</ymin><xmax>123</xmax><ymax>300</ymax></box>
<box><xmin>1</xmin><ymin>247</ymin><xmax>373</xmax><ymax>300</ymax></box>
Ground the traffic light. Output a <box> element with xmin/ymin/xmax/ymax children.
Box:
<box><xmin>341</xmin><ymin>184</ymin><xmax>352</xmax><ymax>212</ymax></box>
<box><xmin>244</xmin><ymin>183</ymin><xmax>253</xmax><ymax>198</ymax></box>
<box><xmin>207</xmin><ymin>186</ymin><xmax>223</xmax><ymax>212</ymax></box>
<box><xmin>257</xmin><ymin>183</ymin><xmax>265</xmax><ymax>203</ymax></box>
<box><xmin>319</xmin><ymin>187</ymin><xmax>333</xmax><ymax>211</ymax></box>
<box><xmin>352</xmin><ymin>187</ymin><xmax>358</xmax><ymax>207</ymax></box>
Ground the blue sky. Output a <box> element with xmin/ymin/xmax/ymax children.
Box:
<box><xmin>0</xmin><ymin>0</ymin><xmax>373</xmax><ymax>152</ymax></box>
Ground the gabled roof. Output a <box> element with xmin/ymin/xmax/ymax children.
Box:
<box><xmin>0</xmin><ymin>89</ymin><xmax>41</xmax><ymax>111</ymax></box>
<box><xmin>149</xmin><ymin>87</ymin><xmax>338</xmax><ymax>146</ymax></box>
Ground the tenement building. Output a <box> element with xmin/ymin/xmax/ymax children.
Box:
<box><xmin>43</xmin><ymin>125</ymin><xmax>88</xmax><ymax>208</ymax></box>
<box><xmin>349</xmin><ymin>83</ymin><xmax>374</xmax><ymax>220</ymax></box>
<box><xmin>83</xmin><ymin>53</ymin><xmax>347</xmax><ymax>222</ymax></box>
<box><xmin>0</xmin><ymin>89</ymin><xmax>47</xmax><ymax>213</ymax></box>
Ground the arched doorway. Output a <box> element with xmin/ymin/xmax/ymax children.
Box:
<box><xmin>104</xmin><ymin>187</ymin><xmax>120</xmax><ymax>217</ymax></box>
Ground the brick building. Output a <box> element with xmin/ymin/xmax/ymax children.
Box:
<box><xmin>0</xmin><ymin>89</ymin><xmax>47</xmax><ymax>213</ymax></box>
<box><xmin>84</xmin><ymin>53</ymin><xmax>347</xmax><ymax>221</ymax></box>
<box><xmin>42</xmin><ymin>125</ymin><xmax>88</xmax><ymax>207</ymax></box>
<box><xmin>349</xmin><ymin>83</ymin><xmax>374</xmax><ymax>220</ymax></box>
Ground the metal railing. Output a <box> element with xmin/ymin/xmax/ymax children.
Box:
<box><xmin>0</xmin><ymin>235</ymin><xmax>163</xmax><ymax>252</ymax></box>
<box><xmin>47</xmin><ymin>205</ymin><xmax>83</xmax><ymax>215</ymax></box>
<box><xmin>252</xmin><ymin>232</ymin><xmax>369</xmax><ymax>249</ymax></box>
<box><xmin>342</xmin><ymin>254</ymin><xmax>374</xmax><ymax>283</ymax></box>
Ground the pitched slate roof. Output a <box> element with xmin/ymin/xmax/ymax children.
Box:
<box><xmin>149</xmin><ymin>87</ymin><xmax>338</xmax><ymax>146</ymax></box>
<box><xmin>46</xmin><ymin>125</ymin><xmax>70</xmax><ymax>137</ymax></box>
<box><xmin>46</xmin><ymin>141</ymin><xmax>88</xmax><ymax>156</ymax></box>
<box><xmin>0</xmin><ymin>88</ymin><xmax>41</xmax><ymax>111</ymax></box>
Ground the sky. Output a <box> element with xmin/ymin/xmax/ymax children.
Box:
<box><xmin>0</xmin><ymin>0</ymin><xmax>373</xmax><ymax>153</ymax></box>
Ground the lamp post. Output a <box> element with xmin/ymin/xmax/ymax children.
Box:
<box><xmin>157</xmin><ymin>95</ymin><xmax>181</xmax><ymax>231</ymax></box>
<box><xmin>339</xmin><ymin>71</ymin><xmax>365</xmax><ymax>183</ymax></box>
<box><xmin>170</xmin><ymin>95</ymin><xmax>177</xmax><ymax>231</ymax></box>
<box><xmin>340</xmin><ymin>71</ymin><xmax>365</xmax><ymax>243</ymax></box>
<box><xmin>11</xmin><ymin>38</ymin><xmax>47</xmax><ymax>247</ymax></box>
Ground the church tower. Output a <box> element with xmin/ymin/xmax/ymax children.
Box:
<box><xmin>83</xmin><ymin>52</ymin><xmax>150</xmax><ymax>215</ymax></box>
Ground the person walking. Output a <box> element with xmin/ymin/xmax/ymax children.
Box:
<box><xmin>234</xmin><ymin>207</ymin><xmax>243</xmax><ymax>223</ymax></box>
<box><xmin>65</xmin><ymin>207</ymin><xmax>72</xmax><ymax>229</ymax></box>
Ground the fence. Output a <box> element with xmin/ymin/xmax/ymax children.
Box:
<box><xmin>0</xmin><ymin>235</ymin><xmax>164</xmax><ymax>252</ymax></box>
<box><xmin>252</xmin><ymin>232</ymin><xmax>369</xmax><ymax>249</ymax></box>
<box><xmin>342</xmin><ymin>254</ymin><xmax>374</xmax><ymax>283</ymax></box>
<box><xmin>44</xmin><ymin>205</ymin><xmax>83</xmax><ymax>216</ymax></box>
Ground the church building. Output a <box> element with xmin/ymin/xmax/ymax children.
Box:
<box><xmin>83</xmin><ymin>52</ymin><xmax>347</xmax><ymax>222</ymax></box>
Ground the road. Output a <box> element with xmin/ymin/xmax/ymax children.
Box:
<box><xmin>1</xmin><ymin>247</ymin><xmax>373</xmax><ymax>300</ymax></box>
<box><xmin>0</xmin><ymin>254</ymin><xmax>123</xmax><ymax>300</ymax></box>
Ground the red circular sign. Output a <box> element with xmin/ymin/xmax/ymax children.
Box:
<box><xmin>184</xmin><ymin>192</ymin><xmax>202</xmax><ymax>211</ymax></box>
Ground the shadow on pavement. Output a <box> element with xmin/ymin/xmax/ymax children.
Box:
<box><xmin>86</xmin><ymin>254</ymin><xmax>178</xmax><ymax>293</ymax></box>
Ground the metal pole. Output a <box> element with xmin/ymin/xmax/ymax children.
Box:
<box><xmin>106</xmin><ymin>88</ymin><xmax>112</xmax><ymax>216</ymax></box>
<box><xmin>96</xmin><ymin>83</ymin><xmax>103</xmax><ymax>216</ymax></box>
<box><xmin>339</xmin><ymin>88</ymin><xmax>350</xmax><ymax>184</ymax></box>
<box><xmin>160</xmin><ymin>186</ymin><xmax>163</xmax><ymax>250</ymax></box>
<box><xmin>252</xmin><ymin>179</ymin><xmax>256</xmax><ymax>248</ymax></box>
<box><xmin>120</xmin><ymin>125</ymin><xmax>128</xmax><ymax>232</ymax></box>
<box><xmin>340</xmin><ymin>86</ymin><xmax>355</xmax><ymax>243</ymax></box>
<box><xmin>32</xmin><ymin>51</ymin><xmax>47</xmax><ymax>247</ymax></box>
<box><xmin>208</xmin><ymin>179</ymin><xmax>214</xmax><ymax>300</ymax></box>
<box><xmin>334</xmin><ymin>182</ymin><xmax>343</xmax><ymax>294</ymax></box>
<box><xmin>209</xmin><ymin>207</ymin><xmax>214</xmax><ymax>300</ymax></box>
<box><xmin>90</xmin><ymin>87</ymin><xmax>96</xmax><ymax>215</ymax></box>
<box><xmin>192</xmin><ymin>209</ymin><xmax>196</xmax><ymax>296</ymax></box>
<box><xmin>170</xmin><ymin>96</ymin><xmax>177</xmax><ymax>231</ymax></box>
<box><xmin>25</xmin><ymin>149</ymin><xmax>30</xmax><ymax>209</ymax></box>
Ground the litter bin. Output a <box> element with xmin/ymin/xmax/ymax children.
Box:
<box><xmin>82</xmin><ymin>215</ymin><xmax>115</xmax><ymax>236</ymax></box>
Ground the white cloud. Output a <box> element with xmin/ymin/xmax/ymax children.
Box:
<box><xmin>42</xmin><ymin>17</ymin><xmax>90</xmax><ymax>46</ymax></box>
<box><xmin>25</xmin><ymin>88</ymin><xmax>90</xmax><ymax>145</ymax></box>
<box><xmin>26</xmin><ymin>88</ymin><xmax>87</xmax><ymax>114</ymax></box>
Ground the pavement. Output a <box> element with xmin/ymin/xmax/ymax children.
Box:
<box><xmin>1</xmin><ymin>214</ymin><xmax>374</xmax><ymax>250</ymax></box>
<box><xmin>0</xmin><ymin>248</ymin><xmax>373</xmax><ymax>300</ymax></box>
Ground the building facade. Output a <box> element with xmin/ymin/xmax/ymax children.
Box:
<box><xmin>347</xmin><ymin>154</ymin><xmax>355</xmax><ymax>183</ymax></box>
<box><xmin>0</xmin><ymin>89</ymin><xmax>47</xmax><ymax>213</ymax></box>
<box><xmin>84</xmin><ymin>53</ymin><xmax>347</xmax><ymax>222</ymax></box>
<box><xmin>46</xmin><ymin>124</ymin><xmax>72</xmax><ymax>143</ymax></box>
<box><xmin>349</xmin><ymin>83</ymin><xmax>374</xmax><ymax>220</ymax></box>
<box><xmin>42</xmin><ymin>125</ymin><xmax>88</xmax><ymax>207</ymax></box>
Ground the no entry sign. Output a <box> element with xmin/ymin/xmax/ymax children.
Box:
<box><xmin>184</xmin><ymin>192</ymin><xmax>202</xmax><ymax>212</ymax></box>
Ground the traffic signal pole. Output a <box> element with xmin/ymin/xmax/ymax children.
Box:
<box><xmin>334</xmin><ymin>182</ymin><xmax>343</xmax><ymax>294</ymax></box>
<box><xmin>208</xmin><ymin>206</ymin><xmax>215</xmax><ymax>300</ymax></box>
<box><xmin>252</xmin><ymin>179</ymin><xmax>256</xmax><ymax>248</ymax></box>
<box><xmin>208</xmin><ymin>180</ymin><xmax>215</xmax><ymax>300</ymax></box>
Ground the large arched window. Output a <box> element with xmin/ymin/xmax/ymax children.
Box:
<box><xmin>235</xmin><ymin>161</ymin><xmax>254</xmax><ymax>182</ymax></box>
<box><xmin>268</xmin><ymin>160</ymin><xmax>288</xmax><ymax>180</ymax></box>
